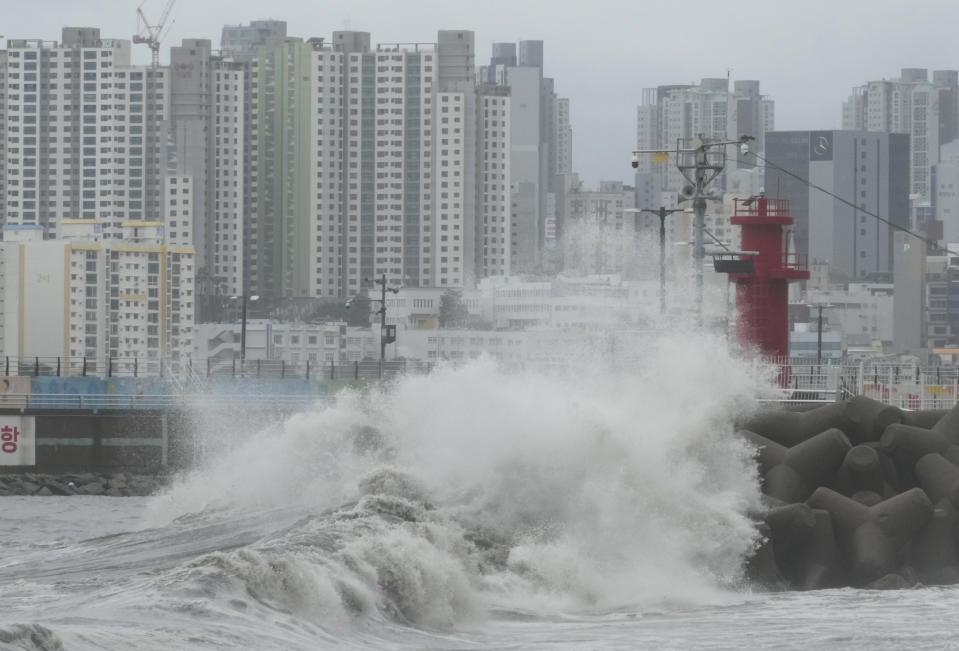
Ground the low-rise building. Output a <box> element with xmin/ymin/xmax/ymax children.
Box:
<box><xmin>0</xmin><ymin>217</ymin><xmax>195</xmax><ymax>373</ymax></box>
<box><xmin>789</xmin><ymin>322</ymin><xmax>844</xmax><ymax>360</ymax></box>
<box><xmin>803</xmin><ymin>282</ymin><xmax>895</xmax><ymax>349</ymax></box>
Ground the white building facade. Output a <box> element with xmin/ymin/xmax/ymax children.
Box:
<box><xmin>0</xmin><ymin>220</ymin><xmax>195</xmax><ymax>372</ymax></box>
<box><xmin>1</xmin><ymin>29</ymin><xmax>171</xmax><ymax>238</ymax></box>
<box><xmin>843</xmin><ymin>68</ymin><xmax>959</xmax><ymax>200</ymax></box>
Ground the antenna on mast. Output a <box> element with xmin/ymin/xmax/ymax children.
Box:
<box><xmin>133</xmin><ymin>0</ymin><xmax>175</xmax><ymax>67</ymax></box>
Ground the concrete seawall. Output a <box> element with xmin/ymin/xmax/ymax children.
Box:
<box><xmin>0</xmin><ymin>410</ymin><xmax>192</xmax><ymax>474</ymax></box>
<box><xmin>0</xmin><ymin>400</ymin><xmax>316</xmax><ymax>475</ymax></box>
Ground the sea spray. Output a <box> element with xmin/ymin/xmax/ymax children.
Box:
<box><xmin>147</xmin><ymin>329</ymin><xmax>771</xmax><ymax>626</ymax></box>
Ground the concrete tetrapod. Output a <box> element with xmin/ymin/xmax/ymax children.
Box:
<box><xmin>746</xmin><ymin>522</ymin><xmax>787</xmax><ymax>589</ymax></box>
<box><xmin>765</xmin><ymin>502</ymin><xmax>817</xmax><ymax>560</ymax></box>
<box><xmin>738</xmin><ymin>429</ymin><xmax>785</xmax><ymax>476</ymax></box>
<box><xmin>797</xmin><ymin>509</ymin><xmax>843</xmax><ymax>590</ymax></box>
<box><xmin>743</xmin><ymin>402</ymin><xmax>852</xmax><ymax>447</ymax></box>
<box><xmin>851</xmin><ymin>490</ymin><xmax>884</xmax><ymax>506</ymax></box>
<box><xmin>842</xmin><ymin>396</ymin><xmax>903</xmax><ymax>444</ymax></box>
<box><xmin>910</xmin><ymin>499</ymin><xmax>959</xmax><ymax>585</ymax></box>
<box><xmin>902</xmin><ymin>409</ymin><xmax>949</xmax><ymax>429</ymax></box>
<box><xmin>742</xmin><ymin>428</ymin><xmax>851</xmax><ymax>503</ymax></box>
<box><xmin>764</xmin><ymin>504</ymin><xmax>842</xmax><ymax>590</ymax></box>
<box><xmin>914</xmin><ymin>452</ymin><xmax>959</xmax><ymax>508</ymax></box>
<box><xmin>933</xmin><ymin>400</ymin><xmax>959</xmax><ymax>443</ymax></box>
<box><xmin>894</xmin><ymin>451</ymin><xmax>959</xmax><ymax>584</ymax></box>
<box><xmin>880</xmin><ymin>424</ymin><xmax>959</xmax><ymax>487</ymax></box>
<box><xmin>806</xmin><ymin>486</ymin><xmax>933</xmax><ymax>586</ymax></box>
<box><xmin>833</xmin><ymin>445</ymin><xmax>895</xmax><ymax>499</ymax></box>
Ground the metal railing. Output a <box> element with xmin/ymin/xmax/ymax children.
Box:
<box><xmin>201</xmin><ymin>358</ymin><xmax>436</xmax><ymax>380</ymax></box>
<box><xmin>0</xmin><ymin>355</ymin><xmax>436</xmax><ymax>380</ymax></box>
<box><xmin>3</xmin><ymin>354</ymin><xmax>959</xmax><ymax>412</ymax></box>
<box><xmin>766</xmin><ymin>360</ymin><xmax>959</xmax><ymax>409</ymax></box>
<box><xmin>0</xmin><ymin>393</ymin><xmax>334</xmax><ymax>411</ymax></box>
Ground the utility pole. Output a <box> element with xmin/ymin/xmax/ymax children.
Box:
<box><xmin>347</xmin><ymin>274</ymin><xmax>400</xmax><ymax>362</ymax></box>
<box><xmin>233</xmin><ymin>293</ymin><xmax>259</xmax><ymax>362</ymax></box>
<box><xmin>241</xmin><ymin>295</ymin><xmax>249</xmax><ymax>362</ymax></box>
<box><xmin>632</xmin><ymin>135</ymin><xmax>754</xmax><ymax>325</ymax></box>
<box><xmin>817</xmin><ymin>304</ymin><xmax>824</xmax><ymax>366</ymax></box>
<box><xmin>813</xmin><ymin>304</ymin><xmax>836</xmax><ymax>366</ymax></box>
<box><xmin>375</xmin><ymin>273</ymin><xmax>390</xmax><ymax>361</ymax></box>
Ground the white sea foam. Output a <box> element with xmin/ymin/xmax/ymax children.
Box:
<box><xmin>144</xmin><ymin>325</ymin><xmax>770</xmax><ymax>630</ymax></box>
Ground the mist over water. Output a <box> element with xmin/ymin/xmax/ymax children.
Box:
<box><xmin>141</xmin><ymin>326</ymin><xmax>773</xmax><ymax>638</ymax></box>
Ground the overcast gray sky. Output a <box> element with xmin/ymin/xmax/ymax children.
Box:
<box><xmin>7</xmin><ymin>0</ymin><xmax>959</xmax><ymax>185</ymax></box>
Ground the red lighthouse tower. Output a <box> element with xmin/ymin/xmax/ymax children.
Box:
<box><xmin>728</xmin><ymin>196</ymin><xmax>809</xmax><ymax>361</ymax></box>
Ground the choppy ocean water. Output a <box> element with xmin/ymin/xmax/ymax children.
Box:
<box><xmin>1</xmin><ymin>343</ymin><xmax>955</xmax><ymax>650</ymax></box>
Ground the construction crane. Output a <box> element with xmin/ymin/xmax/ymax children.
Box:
<box><xmin>133</xmin><ymin>0</ymin><xmax>175</xmax><ymax>68</ymax></box>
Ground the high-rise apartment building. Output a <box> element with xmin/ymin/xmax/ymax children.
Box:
<box><xmin>170</xmin><ymin>36</ymin><xmax>263</xmax><ymax>302</ymax></box>
<box><xmin>220</xmin><ymin>20</ymin><xmax>287</xmax><ymax>61</ymax></box>
<box><xmin>554</xmin><ymin>97</ymin><xmax>573</xmax><ymax>177</ymax></box>
<box><xmin>636</xmin><ymin>79</ymin><xmax>774</xmax><ymax>195</ymax></box>
<box><xmin>765</xmin><ymin>130</ymin><xmax>910</xmax><ymax>281</ymax></box>
<box><xmin>932</xmin><ymin>139</ymin><xmax>959</xmax><ymax>247</ymax></box>
<box><xmin>172</xmin><ymin>26</ymin><xmax>511</xmax><ymax>302</ymax></box>
<box><xmin>311</xmin><ymin>29</ymin><xmax>505</xmax><ymax>295</ymax></box>
<box><xmin>478</xmin><ymin>85</ymin><xmax>512</xmax><ymax>277</ymax></box>
<box><xmin>481</xmin><ymin>40</ymin><xmax>573</xmax><ymax>273</ymax></box>
<box><xmin>843</xmin><ymin>68</ymin><xmax>959</xmax><ymax>199</ymax></box>
<box><xmin>169</xmin><ymin>38</ymin><xmax>213</xmax><ymax>276</ymax></box>
<box><xmin>1</xmin><ymin>28</ymin><xmax>171</xmax><ymax>238</ymax></box>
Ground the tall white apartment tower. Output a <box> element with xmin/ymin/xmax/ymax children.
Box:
<box><xmin>229</xmin><ymin>29</ymin><xmax>510</xmax><ymax>299</ymax></box>
<box><xmin>169</xmin><ymin>38</ymin><xmax>213</xmax><ymax>275</ymax></box>
<box><xmin>478</xmin><ymin>85</ymin><xmax>511</xmax><ymax>277</ymax></box>
<box><xmin>312</xmin><ymin>32</ymin><xmax>443</xmax><ymax>296</ymax></box>
<box><xmin>843</xmin><ymin>68</ymin><xmax>959</xmax><ymax>200</ymax></box>
<box><xmin>1</xmin><ymin>28</ymin><xmax>170</xmax><ymax>237</ymax></box>
<box><xmin>163</xmin><ymin>27</ymin><xmax>509</xmax><ymax>305</ymax></box>
<box><xmin>171</xmin><ymin>34</ymin><xmax>267</xmax><ymax>305</ymax></box>
<box><xmin>210</xmin><ymin>61</ymin><xmax>247</xmax><ymax>298</ymax></box>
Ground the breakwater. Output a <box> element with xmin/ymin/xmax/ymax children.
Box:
<box><xmin>0</xmin><ymin>472</ymin><xmax>169</xmax><ymax>496</ymax></box>
<box><xmin>743</xmin><ymin>396</ymin><xmax>959</xmax><ymax>589</ymax></box>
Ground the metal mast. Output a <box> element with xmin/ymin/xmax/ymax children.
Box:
<box><xmin>632</xmin><ymin>135</ymin><xmax>753</xmax><ymax>325</ymax></box>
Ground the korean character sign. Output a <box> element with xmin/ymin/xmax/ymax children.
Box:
<box><xmin>0</xmin><ymin>416</ymin><xmax>35</xmax><ymax>466</ymax></box>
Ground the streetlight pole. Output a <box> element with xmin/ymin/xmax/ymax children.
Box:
<box><xmin>635</xmin><ymin>206</ymin><xmax>684</xmax><ymax>314</ymax></box>
<box><xmin>809</xmin><ymin>302</ymin><xmax>835</xmax><ymax>369</ymax></box>
<box><xmin>241</xmin><ymin>295</ymin><xmax>249</xmax><ymax>362</ymax></box>
<box><xmin>817</xmin><ymin>304</ymin><xmax>824</xmax><ymax>366</ymax></box>
<box><xmin>231</xmin><ymin>294</ymin><xmax>260</xmax><ymax>362</ymax></box>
